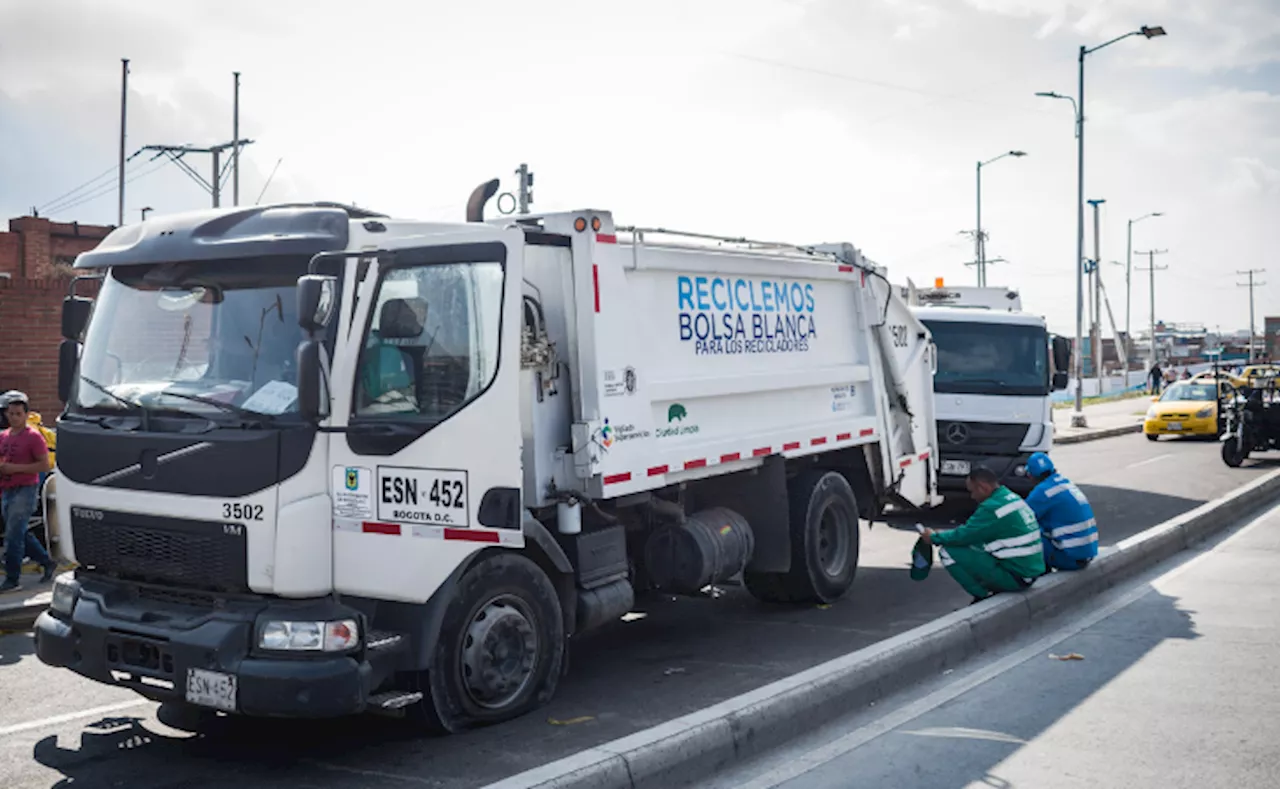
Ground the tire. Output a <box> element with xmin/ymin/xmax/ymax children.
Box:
<box><xmin>1222</xmin><ymin>438</ymin><xmax>1249</xmax><ymax>468</ymax></box>
<box><xmin>407</xmin><ymin>552</ymin><xmax>564</xmax><ymax>734</ymax></box>
<box><xmin>745</xmin><ymin>471</ymin><xmax>860</xmax><ymax>604</ymax></box>
<box><xmin>1145</xmin><ymin>433</ymin><xmax>1159</xmax><ymax>442</ymax></box>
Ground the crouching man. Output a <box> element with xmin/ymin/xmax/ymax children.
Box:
<box><xmin>921</xmin><ymin>467</ymin><xmax>1045</xmax><ymax>604</ymax></box>
<box><xmin>1024</xmin><ymin>452</ymin><xmax>1098</xmax><ymax>572</ymax></box>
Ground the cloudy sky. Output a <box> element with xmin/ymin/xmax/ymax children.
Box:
<box><xmin>2</xmin><ymin>0</ymin><xmax>1277</xmax><ymax>336</ymax></box>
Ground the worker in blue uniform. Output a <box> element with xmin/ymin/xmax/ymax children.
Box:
<box><xmin>1024</xmin><ymin>452</ymin><xmax>1098</xmax><ymax>572</ymax></box>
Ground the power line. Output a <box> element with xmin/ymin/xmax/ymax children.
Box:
<box><xmin>43</xmin><ymin>154</ymin><xmax>170</xmax><ymax>217</ymax></box>
<box><xmin>1237</xmin><ymin>268</ymin><xmax>1267</xmax><ymax>361</ymax></box>
<box><xmin>35</xmin><ymin>150</ymin><xmax>148</xmax><ymax>215</ymax></box>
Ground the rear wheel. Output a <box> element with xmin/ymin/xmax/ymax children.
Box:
<box><xmin>408</xmin><ymin>553</ymin><xmax>564</xmax><ymax>734</ymax></box>
<box><xmin>745</xmin><ymin>471</ymin><xmax>860</xmax><ymax>604</ymax></box>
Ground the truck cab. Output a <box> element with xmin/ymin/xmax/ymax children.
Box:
<box><xmin>906</xmin><ymin>284</ymin><xmax>1069</xmax><ymax>496</ymax></box>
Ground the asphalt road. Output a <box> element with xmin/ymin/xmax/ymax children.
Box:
<box><xmin>704</xmin><ymin>495</ymin><xmax>1280</xmax><ymax>789</ymax></box>
<box><xmin>1</xmin><ymin>433</ymin><xmax>1274</xmax><ymax>789</ymax></box>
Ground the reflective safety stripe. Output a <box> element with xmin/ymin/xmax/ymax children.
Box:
<box><xmin>984</xmin><ymin>529</ymin><xmax>1041</xmax><ymax>553</ymax></box>
<box><xmin>991</xmin><ymin>543</ymin><xmax>1044</xmax><ymax>559</ymax></box>
<box><xmin>994</xmin><ymin>500</ymin><xmax>1031</xmax><ymax>518</ymax></box>
<box><xmin>938</xmin><ymin>547</ymin><xmax>955</xmax><ymax>567</ymax></box>
<box><xmin>1043</xmin><ymin>482</ymin><xmax>1071</xmax><ymax>498</ymax></box>
<box><xmin>1058</xmin><ymin>532</ymin><xmax>1099</xmax><ymax>549</ymax></box>
<box><xmin>1049</xmin><ymin>518</ymin><xmax>1097</xmax><ymax>539</ymax></box>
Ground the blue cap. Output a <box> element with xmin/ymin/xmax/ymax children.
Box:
<box><xmin>1027</xmin><ymin>452</ymin><xmax>1054</xmax><ymax>477</ymax></box>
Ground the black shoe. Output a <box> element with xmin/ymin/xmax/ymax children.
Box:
<box><xmin>41</xmin><ymin>560</ymin><xmax>57</xmax><ymax>583</ymax></box>
<box><xmin>0</xmin><ymin>579</ymin><xmax>22</xmax><ymax>594</ymax></box>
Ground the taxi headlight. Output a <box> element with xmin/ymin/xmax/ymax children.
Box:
<box><xmin>1195</xmin><ymin>406</ymin><xmax>1213</xmax><ymax>419</ymax></box>
<box><xmin>1146</xmin><ymin>407</ymin><xmax>1157</xmax><ymax>419</ymax></box>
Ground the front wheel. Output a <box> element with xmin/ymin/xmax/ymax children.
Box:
<box><xmin>1222</xmin><ymin>437</ymin><xmax>1250</xmax><ymax>468</ymax></box>
<box><xmin>1145</xmin><ymin>433</ymin><xmax>1159</xmax><ymax>442</ymax></box>
<box><xmin>408</xmin><ymin>553</ymin><xmax>564</xmax><ymax>734</ymax></box>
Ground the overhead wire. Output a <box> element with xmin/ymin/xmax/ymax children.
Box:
<box><xmin>43</xmin><ymin>153</ymin><xmax>171</xmax><ymax>217</ymax></box>
<box><xmin>36</xmin><ymin>150</ymin><xmax>148</xmax><ymax>215</ymax></box>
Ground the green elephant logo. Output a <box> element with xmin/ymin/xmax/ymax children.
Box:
<box><xmin>667</xmin><ymin>403</ymin><xmax>688</xmax><ymax>423</ymax></box>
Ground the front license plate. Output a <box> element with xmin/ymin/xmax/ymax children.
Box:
<box><xmin>941</xmin><ymin>460</ymin><xmax>971</xmax><ymax>476</ymax></box>
<box><xmin>186</xmin><ymin>668</ymin><xmax>237</xmax><ymax>712</ymax></box>
<box><xmin>1166</xmin><ymin>422</ymin><xmax>1182</xmax><ymax>431</ymax></box>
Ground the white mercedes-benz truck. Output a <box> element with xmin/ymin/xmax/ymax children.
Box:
<box><xmin>906</xmin><ymin>283</ymin><xmax>1070</xmax><ymax>498</ymax></box>
<box><xmin>36</xmin><ymin>187</ymin><xmax>940</xmax><ymax>732</ymax></box>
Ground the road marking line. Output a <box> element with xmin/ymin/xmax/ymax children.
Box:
<box><xmin>731</xmin><ymin>500</ymin><xmax>1280</xmax><ymax>789</ymax></box>
<box><xmin>0</xmin><ymin>699</ymin><xmax>150</xmax><ymax>737</ymax></box>
<box><xmin>1127</xmin><ymin>453</ymin><xmax>1174</xmax><ymax>469</ymax></box>
<box><xmin>302</xmin><ymin>759</ymin><xmax>441</xmax><ymax>785</ymax></box>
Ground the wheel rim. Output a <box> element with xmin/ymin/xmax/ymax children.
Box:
<box><xmin>460</xmin><ymin>594</ymin><xmax>539</xmax><ymax>710</ymax></box>
<box><xmin>816</xmin><ymin>504</ymin><xmax>853</xmax><ymax>578</ymax></box>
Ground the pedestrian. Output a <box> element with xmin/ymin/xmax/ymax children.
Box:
<box><xmin>1149</xmin><ymin>362</ymin><xmax>1163</xmax><ymax>394</ymax></box>
<box><xmin>918</xmin><ymin>467</ymin><xmax>1045</xmax><ymax>604</ymax></box>
<box><xmin>1024</xmin><ymin>452</ymin><xmax>1098</xmax><ymax>572</ymax></box>
<box><xmin>0</xmin><ymin>391</ymin><xmax>57</xmax><ymax>592</ymax></box>
<box><xmin>1181</xmin><ymin>368</ymin><xmax>1191</xmax><ymax>380</ymax></box>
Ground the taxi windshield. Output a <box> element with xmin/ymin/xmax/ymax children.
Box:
<box><xmin>1160</xmin><ymin>383</ymin><xmax>1217</xmax><ymax>402</ymax></box>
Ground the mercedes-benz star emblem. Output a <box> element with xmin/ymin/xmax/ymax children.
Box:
<box><xmin>945</xmin><ymin>423</ymin><xmax>970</xmax><ymax>445</ymax></box>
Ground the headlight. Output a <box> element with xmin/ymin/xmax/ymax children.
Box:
<box><xmin>1013</xmin><ymin>465</ymin><xmax>1027</xmax><ymax>477</ymax></box>
<box><xmin>1195</xmin><ymin>406</ymin><xmax>1213</xmax><ymax>419</ymax></box>
<box><xmin>50</xmin><ymin>574</ymin><xmax>80</xmax><ymax>615</ymax></box>
<box><xmin>259</xmin><ymin>619</ymin><xmax>359</xmax><ymax>652</ymax></box>
<box><xmin>1146</xmin><ymin>407</ymin><xmax>1157</xmax><ymax>419</ymax></box>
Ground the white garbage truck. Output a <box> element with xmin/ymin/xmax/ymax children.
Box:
<box><xmin>904</xmin><ymin>282</ymin><xmax>1070</xmax><ymax>498</ymax></box>
<box><xmin>36</xmin><ymin>185</ymin><xmax>940</xmax><ymax>732</ymax></box>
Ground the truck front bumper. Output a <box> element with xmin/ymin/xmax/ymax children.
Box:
<box><xmin>34</xmin><ymin>577</ymin><xmax>374</xmax><ymax>718</ymax></box>
<box><xmin>936</xmin><ymin>452</ymin><xmax>1036</xmax><ymax>496</ymax></box>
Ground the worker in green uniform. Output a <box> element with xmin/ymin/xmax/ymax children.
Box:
<box><xmin>920</xmin><ymin>467</ymin><xmax>1046</xmax><ymax>603</ymax></box>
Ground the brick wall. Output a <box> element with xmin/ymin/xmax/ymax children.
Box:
<box><xmin>0</xmin><ymin>278</ymin><xmax>75</xmax><ymax>416</ymax></box>
<box><xmin>0</xmin><ymin>215</ymin><xmax>113</xmax><ymax>279</ymax></box>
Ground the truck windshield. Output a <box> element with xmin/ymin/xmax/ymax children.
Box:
<box><xmin>922</xmin><ymin>319</ymin><xmax>1049</xmax><ymax>397</ymax></box>
<box><xmin>71</xmin><ymin>257</ymin><xmax>328</xmax><ymax>420</ymax></box>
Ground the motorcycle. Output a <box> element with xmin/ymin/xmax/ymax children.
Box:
<box><xmin>1221</xmin><ymin>378</ymin><xmax>1280</xmax><ymax>467</ymax></box>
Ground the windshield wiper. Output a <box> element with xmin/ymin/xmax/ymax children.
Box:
<box><xmin>76</xmin><ymin>375</ymin><xmax>151</xmax><ymax>431</ymax></box>
<box><xmin>151</xmin><ymin>390</ymin><xmax>272</xmax><ymax>426</ymax></box>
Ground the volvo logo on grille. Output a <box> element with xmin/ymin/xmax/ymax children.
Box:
<box><xmin>72</xmin><ymin>507</ymin><xmax>105</xmax><ymax>520</ymax></box>
<box><xmin>945</xmin><ymin>423</ymin><xmax>970</xmax><ymax>445</ymax></box>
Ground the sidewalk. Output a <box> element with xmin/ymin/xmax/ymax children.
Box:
<box><xmin>0</xmin><ymin>562</ymin><xmax>61</xmax><ymax>631</ymax></box>
<box><xmin>1053</xmin><ymin>395</ymin><xmax>1148</xmax><ymax>444</ymax></box>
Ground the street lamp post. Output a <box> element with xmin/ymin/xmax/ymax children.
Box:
<box><xmin>1037</xmin><ymin>24</ymin><xmax>1166</xmax><ymax>428</ymax></box>
<box><xmin>975</xmin><ymin>150</ymin><xmax>1027</xmax><ymax>287</ymax></box>
<box><xmin>1126</xmin><ymin>211</ymin><xmax>1163</xmax><ymax>366</ymax></box>
<box><xmin>1087</xmin><ymin>198</ymin><xmax>1106</xmax><ymax>391</ymax></box>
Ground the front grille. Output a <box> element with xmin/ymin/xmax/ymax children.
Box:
<box><xmin>71</xmin><ymin>509</ymin><xmax>248</xmax><ymax>593</ymax></box>
<box><xmin>1163</xmin><ymin>413</ymin><xmax>1191</xmax><ymax>420</ymax></box>
<box><xmin>937</xmin><ymin>420</ymin><xmax>1030</xmax><ymax>456</ymax></box>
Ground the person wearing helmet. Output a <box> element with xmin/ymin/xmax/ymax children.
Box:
<box><xmin>1024</xmin><ymin>452</ymin><xmax>1098</xmax><ymax>572</ymax></box>
<box><xmin>0</xmin><ymin>391</ymin><xmax>57</xmax><ymax>592</ymax></box>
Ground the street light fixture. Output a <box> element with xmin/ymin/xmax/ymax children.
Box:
<box><xmin>975</xmin><ymin>150</ymin><xmax>1028</xmax><ymax>287</ymax></box>
<box><xmin>1036</xmin><ymin>23</ymin><xmax>1168</xmax><ymax>428</ymax></box>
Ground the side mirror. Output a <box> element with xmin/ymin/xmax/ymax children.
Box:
<box><xmin>61</xmin><ymin>296</ymin><xmax>93</xmax><ymax>340</ymax></box>
<box><xmin>296</xmin><ymin>339</ymin><xmax>328</xmax><ymax>421</ymax></box>
<box><xmin>297</xmin><ymin>275</ymin><xmax>338</xmax><ymax>333</ymax></box>
<box><xmin>1051</xmin><ymin>371</ymin><xmax>1069</xmax><ymax>391</ymax></box>
<box><xmin>57</xmin><ymin>340</ymin><xmax>80</xmax><ymax>403</ymax></box>
<box><xmin>1051</xmin><ymin>335</ymin><xmax>1071</xmax><ymax>374</ymax></box>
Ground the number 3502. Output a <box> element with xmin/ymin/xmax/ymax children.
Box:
<box><xmin>223</xmin><ymin>503</ymin><xmax>263</xmax><ymax>521</ymax></box>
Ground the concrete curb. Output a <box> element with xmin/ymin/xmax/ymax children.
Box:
<box><xmin>485</xmin><ymin>467</ymin><xmax>1280</xmax><ymax>789</ymax></box>
<box><xmin>0</xmin><ymin>591</ymin><xmax>51</xmax><ymax>632</ymax></box>
<box><xmin>1054</xmin><ymin>422</ymin><xmax>1143</xmax><ymax>445</ymax></box>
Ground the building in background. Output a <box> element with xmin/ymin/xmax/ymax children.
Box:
<box><xmin>0</xmin><ymin>214</ymin><xmax>112</xmax><ymax>414</ymax></box>
<box><xmin>1266</xmin><ymin>317</ymin><xmax>1280</xmax><ymax>362</ymax></box>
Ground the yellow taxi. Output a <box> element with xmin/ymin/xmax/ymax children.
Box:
<box><xmin>1193</xmin><ymin>365</ymin><xmax>1280</xmax><ymax>389</ymax></box>
<box><xmin>1144</xmin><ymin>380</ymin><xmax>1234</xmax><ymax>440</ymax></box>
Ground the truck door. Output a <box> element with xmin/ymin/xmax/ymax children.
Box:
<box><xmin>326</xmin><ymin>230</ymin><xmax>524</xmax><ymax>604</ymax></box>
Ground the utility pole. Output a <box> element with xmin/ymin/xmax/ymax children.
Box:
<box><xmin>1125</xmin><ymin>212</ymin><xmax>1163</xmax><ymax>367</ymax></box>
<box><xmin>118</xmin><ymin>58</ymin><xmax>130</xmax><ymax>226</ymax></box>
<box><xmin>233</xmin><ymin>72</ymin><xmax>241</xmax><ymax>206</ymax></box>
<box><xmin>515</xmin><ymin>163</ymin><xmax>534</xmax><ymax>214</ymax></box>
<box><xmin>1136</xmin><ymin>249</ymin><xmax>1169</xmax><ymax>367</ymax></box>
<box><xmin>142</xmin><ymin>140</ymin><xmax>254</xmax><ymax>208</ymax></box>
<box><xmin>1237</xmin><ymin>268</ymin><xmax>1267</xmax><ymax>361</ymax></box>
<box><xmin>1088</xmin><ymin>198</ymin><xmax>1105</xmax><ymax>389</ymax></box>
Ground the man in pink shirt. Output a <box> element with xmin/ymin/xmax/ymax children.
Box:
<box><xmin>1</xmin><ymin>391</ymin><xmax>56</xmax><ymax>592</ymax></box>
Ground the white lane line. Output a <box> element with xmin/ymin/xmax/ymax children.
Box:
<box><xmin>1127</xmin><ymin>453</ymin><xmax>1174</xmax><ymax>469</ymax></box>
<box><xmin>0</xmin><ymin>699</ymin><xmax>150</xmax><ymax>737</ymax></box>
<box><xmin>733</xmin><ymin>500</ymin><xmax>1280</xmax><ymax>789</ymax></box>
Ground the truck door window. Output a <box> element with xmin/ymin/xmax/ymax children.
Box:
<box><xmin>354</xmin><ymin>261</ymin><xmax>503</xmax><ymax>424</ymax></box>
